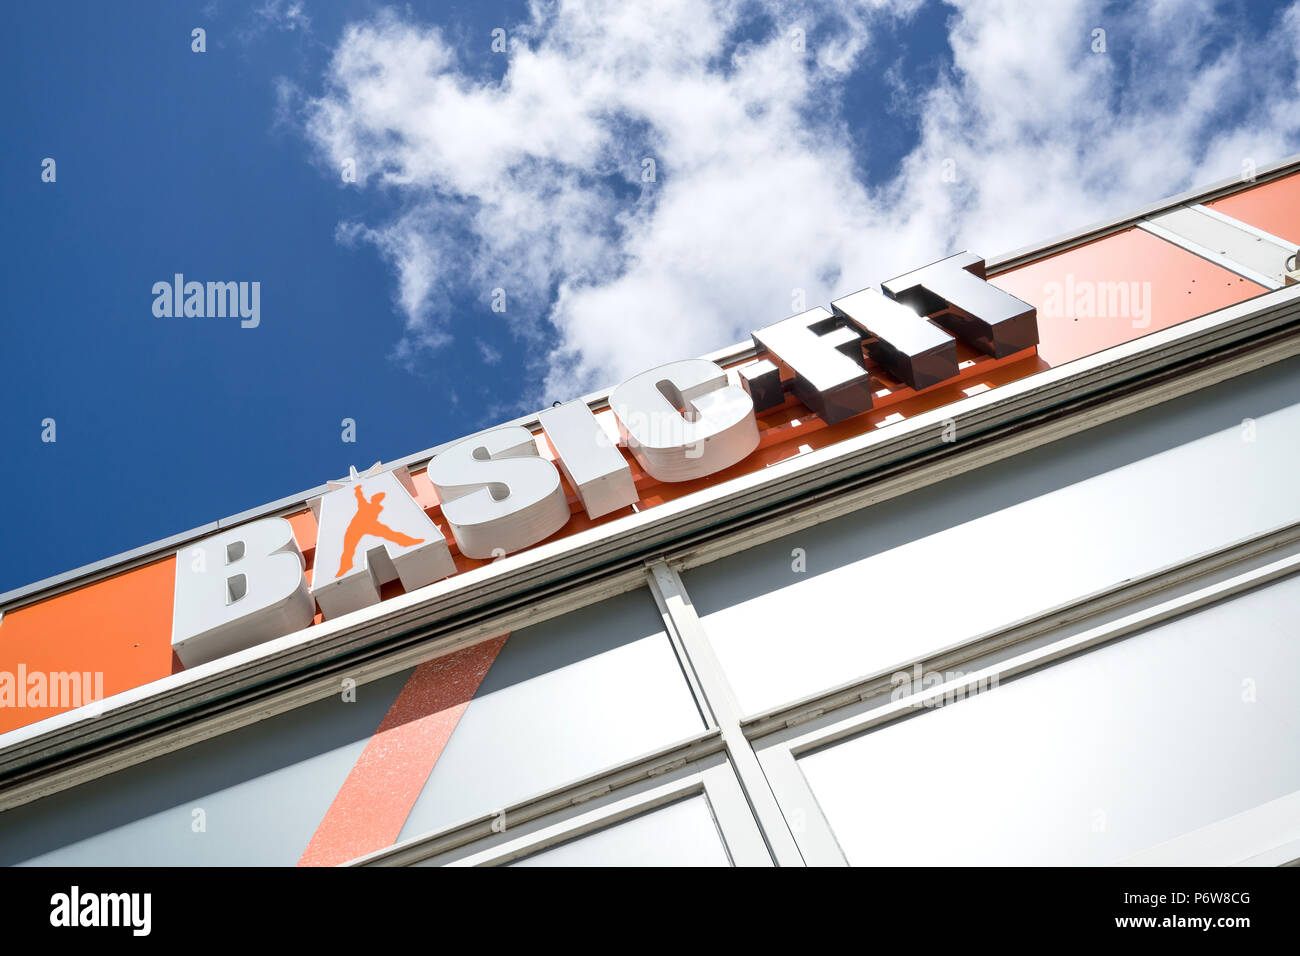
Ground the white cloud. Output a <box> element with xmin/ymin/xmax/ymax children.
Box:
<box><xmin>298</xmin><ymin>0</ymin><xmax>1300</xmax><ymax>405</ymax></box>
<box><xmin>257</xmin><ymin>0</ymin><xmax>311</xmax><ymax>34</ymax></box>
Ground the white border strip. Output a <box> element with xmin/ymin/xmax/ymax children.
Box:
<box><xmin>1191</xmin><ymin>203</ymin><xmax>1300</xmax><ymax>252</ymax></box>
<box><xmin>1136</xmin><ymin>217</ymin><xmax>1282</xmax><ymax>290</ymax></box>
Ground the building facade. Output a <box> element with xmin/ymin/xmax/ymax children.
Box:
<box><xmin>1</xmin><ymin>158</ymin><xmax>1299</xmax><ymax>867</ymax></box>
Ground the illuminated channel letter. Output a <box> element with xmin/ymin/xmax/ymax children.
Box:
<box><xmin>610</xmin><ymin>359</ymin><xmax>759</xmax><ymax>482</ymax></box>
<box><xmin>831</xmin><ymin>287</ymin><xmax>958</xmax><ymax>391</ymax></box>
<box><xmin>537</xmin><ymin>400</ymin><xmax>638</xmax><ymax>518</ymax></box>
<box><xmin>425</xmin><ymin>425</ymin><xmax>571</xmax><ymax>560</ymax></box>
<box><xmin>171</xmin><ymin>517</ymin><xmax>315</xmax><ymax>667</ymax></box>
<box><xmin>750</xmin><ymin>307</ymin><xmax>872</xmax><ymax>424</ymax></box>
<box><xmin>882</xmin><ymin>251</ymin><xmax>1039</xmax><ymax>357</ymax></box>
<box><xmin>310</xmin><ymin>465</ymin><xmax>456</xmax><ymax>620</ymax></box>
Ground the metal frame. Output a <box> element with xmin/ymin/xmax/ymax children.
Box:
<box><xmin>442</xmin><ymin>768</ymin><xmax>764</xmax><ymax>868</ymax></box>
<box><xmin>355</xmin><ymin>526</ymin><xmax>1300</xmax><ymax>867</ymax></box>
<box><xmin>740</xmin><ymin>519</ymin><xmax>1300</xmax><ymax>740</ymax></box>
<box><xmin>346</xmin><ymin>530</ymin><xmax>1300</xmax><ymax>867</ymax></box>
<box><xmin>346</xmin><ymin>571</ymin><xmax>779</xmax><ymax>868</ymax></box>
<box><xmin>745</xmin><ymin>552</ymin><xmax>1300</xmax><ymax>866</ymax></box>
<box><xmin>645</xmin><ymin>560</ymin><xmax>805</xmax><ymax>865</ymax></box>
<box><xmin>361</xmin><ymin>750</ymin><xmax>771</xmax><ymax>868</ymax></box>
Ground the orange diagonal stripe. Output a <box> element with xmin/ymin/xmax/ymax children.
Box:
<box><xmin>298</xmin><ymin>634</ymin><xmax>508</xmax><ymax>867</ymax></box>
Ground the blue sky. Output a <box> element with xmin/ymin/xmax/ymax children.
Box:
<box><xmin>2</xmin><ymin>0</ymin><xmax>1299</xmax><ymax>594</ymax></box>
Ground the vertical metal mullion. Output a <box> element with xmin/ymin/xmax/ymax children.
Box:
<box><xmin>757</xmin><ymin>747</ymin><xmax>848</xmax><ymax>866</ymax></box>
<box><xmin>700</xmin><ymin>762</ymin><xmax>774</xmax><ymax>867</ymax></box>
<box><xmin>645</xmin><ymin>559</ymin><xmax>806</xmax><ymax>866</ymax></box>
<box><xmin>646</xmin><ymin>566</ymin><xmax>718</xmax><ymax>729</ymax></box>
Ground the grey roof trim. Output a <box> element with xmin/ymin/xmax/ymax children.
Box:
<box><xmin>3</xmin><ymin>152</ymin><xmax>1298</xmax><ymax>612</ymax></box>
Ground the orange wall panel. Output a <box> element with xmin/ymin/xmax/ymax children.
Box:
<box><xmin>0</xmin><ymin>557</ymin><xmax>176</xmax><ymax>735</ymax></box>
<box><xmin>1206</xmin><ymin>170</ymin><xmax>1300</xmax><ymax>245</ymax></box>
<box><xmin>989</xmin><ymin>228</ymin><xmax>1266</xmax><ymax>367</ymax></box>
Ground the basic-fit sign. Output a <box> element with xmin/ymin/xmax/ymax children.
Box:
<box><xmin>170</xmin><ymin>252</ymin><xmax>1038</xmax><ymax>667</ymax></box>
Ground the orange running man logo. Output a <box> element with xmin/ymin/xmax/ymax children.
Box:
<box><xmin>335</xmin><ymin>485</ymin><xmax>425</xmax><ymax>578</ymax></box>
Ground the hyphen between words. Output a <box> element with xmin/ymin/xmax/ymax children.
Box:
<box><xmin>169</xmin><ymin>252</ymin><xmax>1039</xmax><ymax>668</ymax></box>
